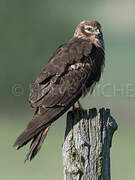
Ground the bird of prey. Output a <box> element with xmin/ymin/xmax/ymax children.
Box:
<box><xmin>13</xmin><ymin>20</ymin><xmax>105</xmax><ymax>162</ymax></box>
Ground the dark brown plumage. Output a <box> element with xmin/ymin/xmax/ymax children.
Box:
<box><xmin>13</xmin><ymin>20</ymin><xmax>105</xmax><ymax>162</ymax></box>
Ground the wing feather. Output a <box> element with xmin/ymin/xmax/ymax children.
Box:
<box><xmin>14</xmin><ymin>64</ymin><xmax>90</xmax><ymax>150</ymax></box>
<box><xmin>29</xmin><ymin>38</ymin><xmax>92</xmax><ymax>107</ymax></box>
<box><xmin>14</xmin><ymin>39</ymin><xmax>93</xmax><ymax>150</ymax></box>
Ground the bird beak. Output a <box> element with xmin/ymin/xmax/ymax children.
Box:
<box><xmin>93</xmin><ymin>29</ymin><xmax>101</xmax><ymax>36</ymax></box>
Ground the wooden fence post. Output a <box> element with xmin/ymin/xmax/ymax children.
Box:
<box><xmin>62</xmin><ymin>108</ymin><xmax>118</xmax><ymax>180</ymax></box>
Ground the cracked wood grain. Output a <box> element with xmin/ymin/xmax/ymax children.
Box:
<box><xmin>62</xmin><ymin>108</ymin><xmax>118</xmax><ymax>180</ymax></box>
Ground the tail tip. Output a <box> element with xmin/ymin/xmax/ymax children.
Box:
<box><xmin>13</xmin><ymin>139</ymin><xmax>21</xmax><ymax>150</ymax></box>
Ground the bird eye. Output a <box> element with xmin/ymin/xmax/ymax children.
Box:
<box><xmin>86</xmin><ymin>27</ymin><xmax>92</xmax><ymax>31</ymax></box>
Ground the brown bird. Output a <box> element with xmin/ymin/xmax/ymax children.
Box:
<box><xmin>13</xmin><ymin>20</ymin><xmax>105</xmax><ymax>162</ymax></box>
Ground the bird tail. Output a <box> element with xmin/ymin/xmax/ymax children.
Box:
<box><xmin>13</xmin><ymin>105</ymin><xmax>67</xmax><ymax>162</ymax></box>
<box><xmin>13</xmin><ymin>124</ymin><xmax>50</xmax><ymax>163</ymax></box>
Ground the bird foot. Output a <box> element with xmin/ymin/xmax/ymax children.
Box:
<box><xmin>72</xmin><ymin>101</ymin><xmax>86</xmax><ymax>112</ymax></box>
<box><xmin>77</xmin><ymin>101</ymin><xmax>86</xmax><ymax>111</ymax></box>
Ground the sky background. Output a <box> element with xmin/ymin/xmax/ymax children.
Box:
<box><xmin>1</xmin><ymin>0</ymin><xmax>135</xmax><ymax>179</ymax></box>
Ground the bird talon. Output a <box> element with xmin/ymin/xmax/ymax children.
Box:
<box><xmin>72</xmin><ymin>101</ymin><xmax>86</xmax><ymax>112</ymax></box>
<box><xmin>77</xmin><ymin>101</ymin><xmax>86</xmax><ymax>111</ymax></box>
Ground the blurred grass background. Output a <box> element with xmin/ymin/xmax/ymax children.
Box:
<box><xmin>1</xmin><ymin>0</ymin><xmax>135</xmax><ymax>179</ymax></box>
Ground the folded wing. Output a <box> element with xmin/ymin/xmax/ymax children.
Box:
<box><xmin>13</xmin><ymin>38</ymin><xmax>93</xmax><ymax>160</ymax></box>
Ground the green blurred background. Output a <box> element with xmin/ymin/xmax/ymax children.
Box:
<box><xmin>1</xmin><ymin>0</ymin><xmax>135</xmax><ymax>179</ymax></box>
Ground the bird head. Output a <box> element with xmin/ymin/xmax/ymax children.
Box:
<box><xmin>74</xmin><ymin>20</ymin><xmax>104</xmax><ymax>48</ymax></box>
<box><xmin>74</xmin><ymin>20</ymin><xmax>102</xmax><ymax>38</ymax></box>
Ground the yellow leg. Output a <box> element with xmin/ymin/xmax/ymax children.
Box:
<box><xmin>77</xmin><ymin>100</ymin><xmax>86</xmax><ymax>111</ymax></box>
<box><xmin>72</xmin><ymin>101</ymin><xmax>86</xmax><ymax>111</ymax></box>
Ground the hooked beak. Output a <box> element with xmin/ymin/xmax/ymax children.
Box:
<box><xmin>93</xmin><ymin>29</ymin><xmax>101</xmax><ymax>36</ymax></box>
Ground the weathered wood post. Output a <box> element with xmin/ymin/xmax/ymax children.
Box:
<box><xmin>62</xmin><ymin>108</ymin><xmax>118</xmax><ymax>180</ymax></box>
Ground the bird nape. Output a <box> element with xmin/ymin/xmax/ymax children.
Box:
<box><xmin>13</xmin><ymin>20</ymin><xmax>105</xmax><ymax>162</ymax></box>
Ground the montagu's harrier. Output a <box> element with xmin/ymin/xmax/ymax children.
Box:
<box><xmin>14</xmin><ymin>20</ymin><xmax>105</xmax><ymax>162</ymax></box>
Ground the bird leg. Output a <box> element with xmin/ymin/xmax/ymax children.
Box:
<box><xmin>77</xmin><ymin>100</ymin><xmax>86</xmax><ymax>111</ymax></box>
<box><xmin>72</xmin><ymin>101</ymin><xmax>86</xmax><ymax>111</ymax></box>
